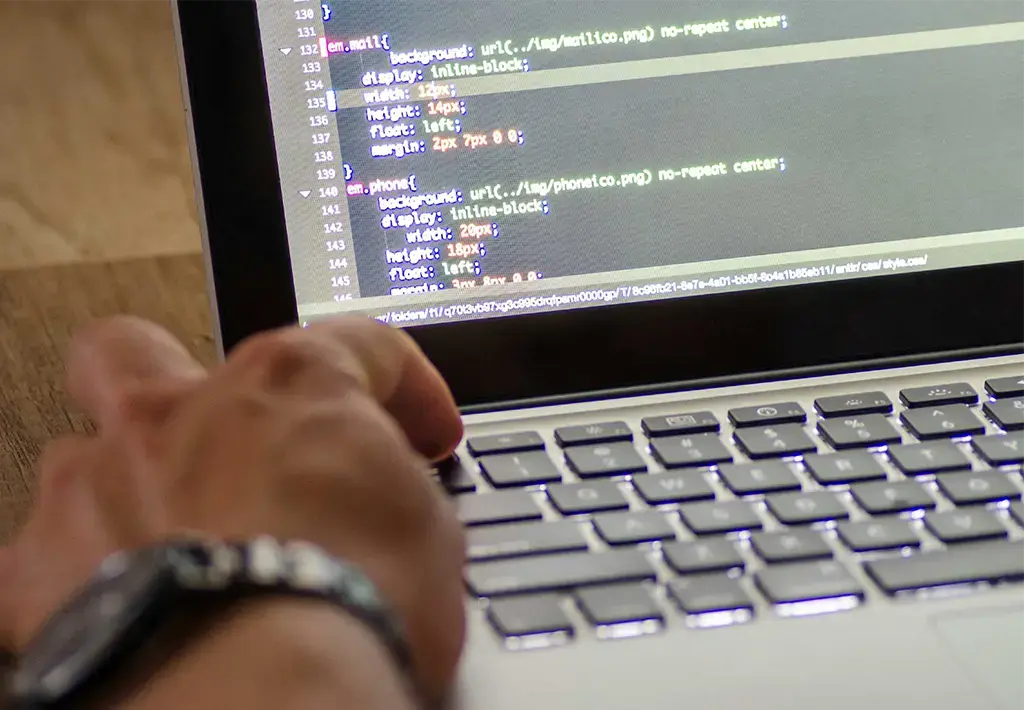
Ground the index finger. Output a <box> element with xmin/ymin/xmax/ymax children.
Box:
<box><xmin>297</xmin><ymin>318</ymin><xmax>463</xmax><ymax>461</ymax></box>
<box><xmin>232</xmin><ymin>317</ymin><xmax>462</xmax><ymax>461</ymax></box>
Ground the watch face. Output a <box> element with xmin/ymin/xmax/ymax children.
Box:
<box><xmin>10</xmin><ymin>548</ymin><xmax>170</xmax><ymax>704</ymax></box>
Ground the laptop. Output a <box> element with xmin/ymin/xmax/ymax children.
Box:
<box><xmin>172</xmin><ymin>2</ymin><xmax>1024</xmax><ymax>707</ymax></box>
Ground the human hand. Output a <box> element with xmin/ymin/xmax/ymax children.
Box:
<box><xmin>0</xmin><ymin>316</ymin><xmax>466</xmax><ymax>702</ymax></box>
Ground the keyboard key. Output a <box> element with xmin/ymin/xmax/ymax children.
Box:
<box><xmin>718</xmin><ymin>460</ymin><xmax>802</xmax><ymax>495</ymax></box>
<box><xmin>751</xmin><ymin>530</ymin><xmax>832</xmax><ymax>563</ymax></box>
<box><xmin>865</xmin><ymin>540</ymin><xmax>1024</xmax><ymax>594</ymax></box>
<box><xmin>662</xmin><ymin>539</ymin><xmax>745</xmax><ymax>575</ymax></box>
<box><xmin>924</xmin><ymin>510</ymin><xmax>1007</xmax><ymax>543</ymax></box>
<box><xmin>901</xmin><ymin>405</ymin><xmax>986</xmax><ymax>440</ymax></box>
<box><xmin>766</xmin><ymin>491</ymin><xmax>849</xmax><ymax>525</ymax></box>
<box><xmin>850</xmin><ymin>480</ymin><xmax>935</xmax><ymax>514</ymax></box>
<box><xmin>755</xmin><ymin>560</ymin><xmax>864</xmax><ymax>604</ymax></box>
<box><xmin>466</xmin><ymin>549</ymin><xmax>656</xmax><ymax>596</ymax></box>
<box><xmin>972</xmin><ymin>433</ymin><xmax>1024</xmax><ymax>466</ymax></box>
<box><xmin>837</xmin><ymin>520</ymin><xmax>920</xmax><ymax>552</ymax></box>
<box><xmin>984</xmin><ymin>398</ymin><xmax>1024</xmax><ymax>432</ymax></box>
<box><xmin>803</xmin><ymin>451</ymin><xmax>887</xmax><ymax>485</ymax></box>
<box><xmin>546</xmin><ymin>481</ymin><xmax>629</xmax><ymax>515</ymax></box>
<box><xmin>734</xmin><ymin>424</ymin><xmax>818</xmax><ymax>459</ymax></box>
<box><xmin>631</xmin><ymin>471</ymin><xmax>716</xmax><ymax>504</ymax></box>
<box><xmin>564</xmin><ymin>442</ymin><xmax>647</xmax><ymax>478</ymax></box>
<box><xmin>935</xmin><ymin>472</ymin><xmax>1021</xmax><ymax>505</ymax></box>
<box><xmin>467</xmin><ymin>521</ymin><xmax>589</xmax><ymax>561</ymax></box>
<box><xmin>593</xmin><ymin>511</ymin><xmax>677</xmax><ymax>545</ymax></box>
<box><xmin>818</xmin><ymin>414</ymin><xmax>902</xmax><ymax>450</ymax></box>
<box><xmin>650</xmin><ymin>434</ymin><xmax>733</xmax><ymax>469</ymax></box>
<box><xmin>479</xmin><ymin>451</ymin><xmax>562</xmax><ymax>488</ymax></box>
<box><xmin>668</xmin><ymin>576</ymin><xmax>754</xmax><ymax>615</ymax></box>
<box><xmin>728</xmin><ymin>402</ymin><xmax>806</xmax><ymax>427</ymax></box>
<box><xmin>555</xmin><ymin>422</ymin><xmax>632</xmax><ymax>447</ymax></box>
<box><xmin>815</xmin><ymin>392</ymin><xmax>893</xmax><ymax>418</ymax></box>
<box><xmin>436</xmin><ymin>455</ymin><xmax>476</xmax><ymax>494</ymax></box>
<box><xmin>679</xmin><ymin>501</ymin><xmax>762</xmax><ymax>535</ymax></box>
<box><xmin>985</xmin><ymin>376</ymin><xmax>1024</xmax><ymax>399</ymax></box>
<box><xmin>574</xmin><ymin>583</ymin><xmax>663</xmax><ymax>626</ymax></box>
<box><xmin>457</xmin><ymin>491</ymin><xmax>542</xmax><ymax>527</ymax></box>
<box><xmin>888</xmin><ymin>442</ymin><xmax>971</xmax><ymax>475</ymax></box>
<box><xmin>467</xmin><ymin>431</ymin><xmax>545</xmax><ymax>456</ymax></box>
<box><xmin>641</xmin><ymin>411</ymin><xmax>719</xmax><ymax>437</ymax></box>
<box><xmin>487</xmin><ymin>594</ymin><xmax>574</xmax><ymax>638</ymax></box>
<box><xmin>1010</xmin><ymin>501</ymin><xmax>1024</xmax><ymax>526</ymax></box>
<box><xmin>900</xmin><ymin>383</ymin><xmax>978</xmax><ymax>408</ymax></box>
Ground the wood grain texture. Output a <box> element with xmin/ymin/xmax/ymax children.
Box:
<box><xmin>0</xmin><ymin>254</ymin><xmax>214</xmax><ymax>542</ymax></box>
<box><xmin>0</xmin><ymin>0</ymin><xmax>201</xmax><ymax>270</ymax></box>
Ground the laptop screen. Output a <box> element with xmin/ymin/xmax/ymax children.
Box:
<box><xmin>252</xmin><ymin>1</ymin><xmax>1023</xmax><ymax>328</ymax></box>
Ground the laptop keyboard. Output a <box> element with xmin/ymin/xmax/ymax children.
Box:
<box><xmin>441</xmin><ymin>376</ymin><xmax>1024</xmax><ymax>647</ymax></box>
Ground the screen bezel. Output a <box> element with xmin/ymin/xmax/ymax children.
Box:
<box><xmin>174</xmin><ymin>0</ymin><xmax>1024</xmax><ymax>411</ymax></box>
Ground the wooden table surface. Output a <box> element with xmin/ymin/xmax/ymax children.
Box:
<box><xmin>0</xmin><ymin>1</ymin><xmax>211</xmax><ymax>543</ymax></box>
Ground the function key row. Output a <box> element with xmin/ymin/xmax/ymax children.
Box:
<box><xmin>448</xmin><ymin>433</ymin><xmax>1024</xmax><ymax>498</ymax></box>
<box><xmin>465</xmin><ymin>379</ymin><xmax>1022</xmax><ymax>458</ymax></box>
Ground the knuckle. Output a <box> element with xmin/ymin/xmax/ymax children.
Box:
<box><xmin>107</xmin><ymin>382</ymin><xmax>165</xmax><ymax>424</ymax></box>
<box><xmin>230</xmin><ymin>330</ymin><xmax>357</xmax><ymax>391</ymax></box>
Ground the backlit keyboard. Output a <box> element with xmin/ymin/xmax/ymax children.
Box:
<box><xmin>439</xmin><ymin>377</ymin><xmax>1024</xmax><ymax>647</ymax></box>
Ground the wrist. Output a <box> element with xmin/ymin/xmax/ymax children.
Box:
<box><xmin>97</xmin><ymin>597</ymin><xmax>417</xmax><ymax>710</ymax></box>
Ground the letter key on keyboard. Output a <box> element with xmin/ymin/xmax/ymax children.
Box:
<box><xmin>662</xmin><ymin>539</ymin><xmax>745</xmax><ymax>575</ymax></box>
<box><xmin>751</xmin><ymin>530</ymin><xmax>833</xmax><ymax>563</ymax></box>
<box><xmin>850</xmin><ymin>480</ymin><xmax>935</xmax><ymax>514</ymax></box>
<box><xmin>679</xmin><ymin>501</ymin><xmax>762</xmax><ymax>535</ymax></box>
<box><xmin>631</xmin><ymin>471</ymin><xmax>716</xmax><ymax>504</ymax></box>
<box><xmin>888</xmin><ymin>442</ymin><xmax>971</xmax><ymax>475</ymax></box>
<box><xmin>717</xmin><ymin>460</ymin><xmax>803</xmax><ymax>495</ymax></box>
<box><xmin>593</xmin><ymin>511</ymin><xmax>677</xmax><ymax>545</ymax></box>
<box><xmin>935</xmin><ymin>471</ymin><xmax>1021</xmax><ymax>506</ymax></box>
<box><xmin>766</xmin><ymin>491</ymin><xmax>849</xmax><ymax>525</ymax></box>
<box><xmin>972</xmin><ymin>433</ymin><xmax>1024</xmax><ymax>466</ymax></box>
<box><xmin>924</xmin><ymin>510</ymin><xmax>1007</xmax><ymax>543</ymax></box>
<box><xmin>803</xmin><ymin>451</ymin><xmax>887</xmax><ymax>485</ymax></box>
<box><xmin>836</xmin><ymin>520</ymin><xmax>920</xmax><ymax>552</ymax></box>
<box><xmin>546</xmin><ymin>481</ymin><xmax>630</xmax><ymax>515</ymax></box>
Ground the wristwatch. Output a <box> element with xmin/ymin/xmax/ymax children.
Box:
<box><xmin>6</xmin><ymin>537</ymin><xmax>412</xmax><ymax>709</ymax></box>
